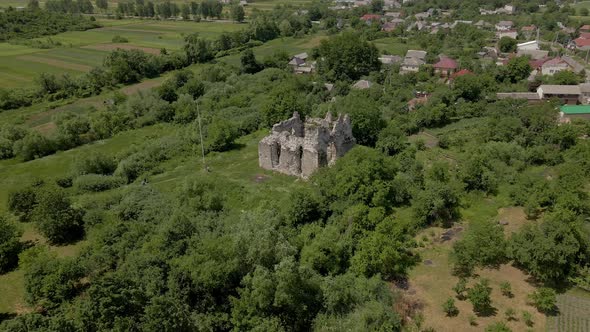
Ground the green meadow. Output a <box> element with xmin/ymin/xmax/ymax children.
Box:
<box><xmin>0</xmin><ymin>19</ymin><xmax>244</xmax><ymax>88</ymax></box>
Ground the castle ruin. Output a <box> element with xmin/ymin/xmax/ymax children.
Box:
<box><xmin>258</xmin><ymin>112</ymin><xmax>356</xmax><ymax>178</ymax></box>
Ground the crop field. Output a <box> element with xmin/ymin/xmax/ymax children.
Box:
<box><xmin>0</xmin><ymin>19</ymin><xmax>243</xmax><ymax>87</ymax></box>
<box><xmin>547</xmin><ymin>293</ymin><xmax>590</xmax><ymax>332</ymax></box>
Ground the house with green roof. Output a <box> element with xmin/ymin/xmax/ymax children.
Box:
<box><xmin>559</xmin><ymin>105</ymin><xmax>590</xmax><ymax>123</ymax></box>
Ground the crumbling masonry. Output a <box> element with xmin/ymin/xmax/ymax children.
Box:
<box><xmin>258</xmin><ymin>112</ymin><xmax>356</xmax><ymax>178</ymax></box>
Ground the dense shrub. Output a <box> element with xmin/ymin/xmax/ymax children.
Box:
<box><xmin>31</xmin><ymin>187</ymin><xmax>84</xmax><ymax>244</ymax></box>
<box><xmin>0</xmin><ymin>216</ymin><xmax>22</xmax><ymax>274</ymax></box>
<box><xmin>73</xmin><ymin>152</ymin><xmax>118</xmax><ymax>176</ymax></box>
<box><xmin>74</xmin><ymin>174</ymin><xmax>126</xmax><ymax>192</ymax></box>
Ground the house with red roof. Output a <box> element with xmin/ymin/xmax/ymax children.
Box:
<box><xmin>580</xmin><ymin>24</ymin><xmax>590</xmax><ymax>33</ymax></box>
<box><xmin>574</xmin><ymin>37</ymin><xmax>590</xmax><ymax>50</ymax></box>
<box><xmin>580</xmin><ymin>32</ymin><xmax>590</xmax><ymax>39</ymax></box>
<box><xmin>541</xmin><ymin>57</ymin><xmax>569</xmax><ymax>76</ymax></box>
<box><xmin>451</xmin><ymin>69</ymin><xmax>473</xmax><ymax>79</ymax></box>
<box><xmin>433</xmin><ymin>56</ymin><xmax>458</xmax><ymax>76</ymax></box>
<box><xmin>521</xmin><ymin>25</ymin><xmax>537</xmax><ymax>39</ymax></box>
<box><xmin>360</xmin><ymin>14</ymin><xmax>382</xmax><ymax>25</ymax></box>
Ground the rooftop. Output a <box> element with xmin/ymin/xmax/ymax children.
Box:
<box><xmin>538</xmin><ymin>85</ymin><xmax>581</xmax><ymax>95</ymax></box>
<box><xmin>560</xmin><ymin>105</ymin><xmax>590</xmax><ymax>114</ymax></box>
<box><xmin>434</xmin><ymin>56</ymin><xmax>458</xmax><ymax>69</ymax></box>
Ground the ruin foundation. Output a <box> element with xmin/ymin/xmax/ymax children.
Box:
<box><xmin>258</xmin><ymin>112</ymin><xmax>356</xmax><ymax>178</ymax></box>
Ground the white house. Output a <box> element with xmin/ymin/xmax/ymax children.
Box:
<box><xmin>541</xmin><ymin>58</ymin><xmax>569</xmax><ymax>76</ymax></box>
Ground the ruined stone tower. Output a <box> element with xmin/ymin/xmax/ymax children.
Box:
<box><xmin>258</xmin><ymin>112</ymin><xmax>355</xmax><ymax>178</ymax></box>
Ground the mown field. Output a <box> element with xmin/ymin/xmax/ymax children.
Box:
<box><xmin>0</xmin><ymin>19</ymin><xmax>243</xmax><ymax>88</ymax></box>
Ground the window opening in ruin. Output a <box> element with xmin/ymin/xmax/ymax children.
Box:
<box><xmin>272</xmin><ymin>143</ymin><xmax>281</xmax><ymax>167</ymax></box>
<box><xmin>297</xmin><ymin>146</ymin><xmax>303</xmax><ymax>173</ymax></box>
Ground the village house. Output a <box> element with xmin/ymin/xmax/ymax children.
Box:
<box><xmin>401</xmin><ymin>50</ymin><xmax>427</xmax><ymax>73</ymax></box>
<box><xmin>379</xmin><ymin>55</ymin><xmax>403</xmax><ymax>65</ymax></box>
<box><xmin>383</xmin><ymin>0</ymin><xmax>401</xmax><ymax>9</ymax></box>
<box><xmin>382</xmin><ymin>19</ymin><xmax>404</xmax><ymax>32</ymax></box>
<box><xmin>360</xmin><ymin>14</ymin><xmax>382</xmax><ymax>25</ymax></box>
<box><xmin>573</xmin><ymin>37</ymin><xmax>590</xmax><ymax>51</ymax></box>
<box><xmin>541</xmin><ymin>57</ymin><xmax>570</xmax><ymax>76</ymax></box>
<box><xmin>581</xmin><ymin>24</ymin><xmax>590</xmax><ymax>33</ymax></box>
<box><xmin>384</xmin><ymin>11</ymin><xmax>402</xmax><ymax>19</ymax></box>
<box><xmin>517</xmin><ymin>49</ymin><xmax>549</xmax><ymax>60</ymax></box>
<box><xmin>433</xmin><ymin>56</ymin><xmax>458</xmax><ymax>77</ymax></box>
<box><xmin>474</xmin><ymin>20</ymin><xmax>492</xmax><ymax>29</ymax></box>
<box><xmin>520</xmin><ymin>25</ymin><xmax>536</xmax><ymax>39</ymax></box>
<box><xmin>497</xmin><ymin>30</ymin><xmax>518</xmax><ymax>39</ymax></box>
<box><xmin>495</xmin><ymin>20</ymin><xmax>514</xmax><ymax>31</ymax></box>
<box><xmin>537</xmin><ymin>85</ymin><xmax>581</xmax><ymax>105</ymax></box>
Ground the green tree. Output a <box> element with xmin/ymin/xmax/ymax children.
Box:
<box><xmin>508</xmin><ymin>209</ymin><xmax>588</xmax><ymax>283</ymax></box>
<box><xmin>528</xmin><ymin>287</ymin><xmax>557</xmax><ymax>314</ymax></box>
<box><xmin>240</xmin><ymin>49</ymin><xmax>263</xmax><ymax>74</ymax></box>
<box><xmin>183</xmin><ymin>33</ymin><xmax>214</xmax><ymax>64</ymax></box>
<box><xmin>467</xmin><ymin>279</ymin><xmax>492</xmax><ymax>314</ymax></box>
<box><xmin>315</xmin><ymin>32</ymin><xmax>381</xmax><ymax>81</ymax></box>
<box><xmin>230</xmin><ymin>4</ymin><xmax>245</xmax><ymax>23</ymax></box>
<box><xmin>0</xmin><ymin>216</ymin><xmax>22</xmax><ymax>274</ymax></box>
<box><xmin>498</xmin><ymin>56</ymin><xmax>532</xmax><ymax>83</ymax></box>
<box><xmin>580</xmin><ymin>7</ymin><xmax>589</xmax><ymax>16</ymax></box>
<box><xmin>204</xmin><ymin>118</ymin><xmax>238</xmax><ymax>152</ymax></box>
<box><xmin>351</xmin><ymin>218</ymin><xmax>418</xmax><ymax>279</ymax></box>
<box><xmin>336</xmin><ymin>93</ymin><xmax>386</xmax><ymax>146</ymax></box>
<box><xmin>371</xmin><ymin>0</ymin><xmax>384</xmax><ymax>13</ymax></box>
<box><xmin>376</xmin><ymin>121</ymin><xmax>407</xmax><ymax>156</ymax></box>
<box><xmin>452</xmin><ymin>220</ymin><xmax>506</xmax><ymax>276</ymax></box>
<box><xmin>498</xmin><ymin>36</ymin><xmax>517</xmax><ymax>53</ymax></box>
<box><xmin>13</xmin><ymin>131</ymin><xmax>55</xmax><ymax>161</ymax></box>
<box><xmin>21</xmin><ymin>247</ymin><xmax>84</xmax><ymax>308</ymax></box>
<box><xmin>550</xmin><ymin>70</ymin><xmax>580</xmax><ymax>85</ymax></box>
<box><xmin>32</xmin><ymin>187</ymin><xmax>84</xmax><ymax>245</ymax></box>
<box><xmin>95</xmin><ymin>0</ymin><xmax>108</xmax><ymax>11</ymax></box>
<box><xmin>443</xmin><ymin>297</ymin><xmax>459</xmax><ymax>316</ymax></box>
<box><xmin>8</xmin><ymin>186</ymin><xmax>38</xmax><ymax>222</ymax></box>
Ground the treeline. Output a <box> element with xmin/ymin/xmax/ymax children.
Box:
<box><xmin>116</xmin><ymin>0</ymin><xmax>223</xmax><ymax>20</ymax></box>
<box><xmin>45</xmin><ymin>0</ymin><xmax>94</xmax><ymax>14</ymax></box>
<box><xmin>0</xmin><ymin>6</ymin><xmax>99</xmax><ymax>41</ymax></box>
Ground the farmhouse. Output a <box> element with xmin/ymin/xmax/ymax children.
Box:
<box><xmin>495</xmin><ymin>20</ymin><xmax>514</xmax><ymax>31</ymax></box>
<box><xmin>517</xmin><ymin>40</ymin><xmax>540</xmax><ymax>51</ymax></box>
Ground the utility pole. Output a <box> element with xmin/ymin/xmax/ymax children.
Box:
<box><xmin>196</xmin><ymin>101</ymin><xmax>207</xmax><ymax>172</ymax></box>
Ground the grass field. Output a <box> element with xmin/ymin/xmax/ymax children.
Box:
<box><xmin>0</xmin><ymin>19</ymin><xmax>243</xmax><ymax>87</ymax></box>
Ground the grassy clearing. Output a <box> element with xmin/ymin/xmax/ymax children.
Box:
<box><xmin>373</xmin><ymin>37</ymin><xmax>422</xmax><ymax>55</ymax></box>
<box><xmin>407</xmin><ymin>194</ymin><xmax>548</xmax><ymax>331</ymax></box>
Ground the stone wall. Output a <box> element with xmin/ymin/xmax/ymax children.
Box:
<box><xmin>258</xmin><ymin>112</ymin><xmax>355</xmax><ymax>178</ymax></box>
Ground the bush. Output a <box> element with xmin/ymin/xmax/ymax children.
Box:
<box><xmin>0</xmin><ymin>216</ymin><xmax>22</xmax><ymax>274</ymax></box>
<box><xmin>522</xmin><ymin>311</ymin><xmax>533</xmax><ymax>326</ymax></box>
<box><xmin>7</xmin><ymin>187</ymin><xmax>38</xmax><ymax>222</ymax></box>
<box><xmin>485</xmin><ymin>321</ymin><xmax>512</xmax><ymax>332</ymax></box>
<box><xmin>442</xmin><ymin>297</ymin><xmax>459</xmax><ymax>316</ymax></box>
<box><xmin>73</xmin><ymin>152</ymin><xmax>117</xmax><ymax>176</ymax></box>
<box><xmin>74</xmin><ymin>174</ymin><xmax>126</xmax><ymax>192</ymax></box>
<box><xmin>505</xmin><ymin>307</ymin><xmax>516</xmax><ymax>321</ymax></box>
<box><xmin>528</xmin><ymin>287</ymin><xmax>557</xmax><ymax>314</ymax></box>
<box><xmin>467</xmin><ymin>279</ymin><xmax>492</xmax><ymax>315</ymax></box>
<box><xmin>453</xmin><ymin>278</ymin><xmax>468</xmax><ymax>300</ymax></box>
<box><xmin>13</xmin><ymin>132</ymin><xmax>55</xmax><ymax>161</ymax></box>
<box><xmin>20</xmin><ymin>247</ymin><xmax>84</xmax><ymax>308</ymax></box>
<box><xmin>205</xmin><ymin>118</ymin><xmax>238</xmax><ymax>153</ymax></box>
<box><xmin>500</xmin><ymin>281</ymin><xmax>512</xmax><ymax>297</ymax></box>
<box><xmin>111</xmin><ymin>35</ymin><xmax>128</xmax><ymax>43</ymax></box>
<box><xmin>32</xmin><ymin>187</ymin><xmax>84</xmax><ymax>245</ymax></box>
